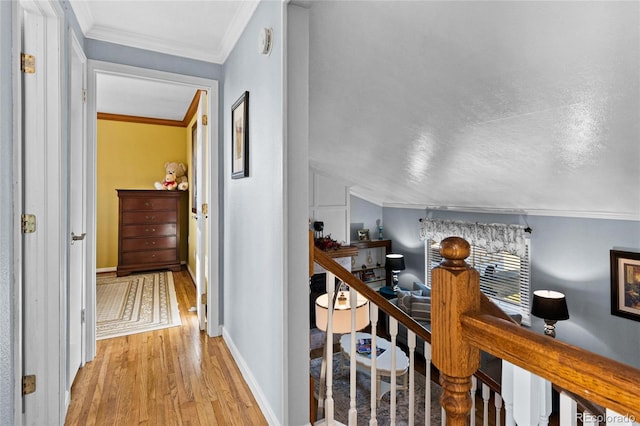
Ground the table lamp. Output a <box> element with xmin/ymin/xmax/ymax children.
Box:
<box><xmin>531</xmin><ymin>290</ymin><xmax>569</xmax><ymax>338</ymax></box>
<box><xmin>385</xmin><ymin>253</ymin><xmax>405</xmax><ymax>291</ymax></box>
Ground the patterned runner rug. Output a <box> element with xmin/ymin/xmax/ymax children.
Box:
<box><xmin>96</xmin><ymin>271</ymin><xmax>182</xmax><ymax>340</ymax></box>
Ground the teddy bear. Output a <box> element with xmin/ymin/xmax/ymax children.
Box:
<box><xmin>154</xmin><ymin>162</ymin><xmax>189</xmax><ymax>191</ymax></box>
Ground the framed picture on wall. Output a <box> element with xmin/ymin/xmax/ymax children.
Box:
<box><xmin>231</xmin><ymin>91</ymin><xmax>249</xmax><ymax>179</ymax></box>
<box><xmin>357</xmin><ymin>229</ymin><xmax>370</xmax><ymax>241</ymax></box>
<box><xmin>610</xmin><ymin>249</ymin><xmax>640</xmax><ymax>322</ymax></box>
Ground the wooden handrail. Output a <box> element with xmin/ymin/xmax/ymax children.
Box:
<box><xmin>312</xmin><ymin>243</ymin><xmax>503</xmax><ymax>394</ymax></box>
<box><xmin>432</xmin><ymin>236</ymin><xmax>640</xmax><ymax>424</ymax></box>
<box><xmin>461</xmin><ymin>313</ymin><xmax>640</xmax><ymax>419</ymax></box>
<box><xmin>313</xmin><ymin>247</ymin><xmax>431</xmax><ymax>345</ymax></box>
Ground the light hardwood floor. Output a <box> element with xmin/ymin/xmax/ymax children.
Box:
<box><xmin>65</xmin><ymin>270</ymin><xmax>268</xmax><ymax>426</ymax></box>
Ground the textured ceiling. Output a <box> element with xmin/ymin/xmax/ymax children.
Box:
<box><xmin>308</xmin><ymin>1</ymin><xmax>640</xmax><ymax>219</ymax></box>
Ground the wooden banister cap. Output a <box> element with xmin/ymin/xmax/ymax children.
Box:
<box><xmin>439</xmin><ymin>237</ymin><xmax>470</xmax><ymax>269</ymax></box>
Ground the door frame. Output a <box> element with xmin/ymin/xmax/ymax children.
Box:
<box><xmin>14</xmin><ymin>0</ymin><xmax>66</xmax><ymax>423</ymax></box>
<box><xmin>85</xmin><ymin>61</ymin><xmax>221</xmax><ymax>360</ymax></box>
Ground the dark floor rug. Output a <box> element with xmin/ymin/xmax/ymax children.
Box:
<box><xmin>310</xmin><ymin>353</ymin><xmax>442</xmax><ymax>425</ymax></box>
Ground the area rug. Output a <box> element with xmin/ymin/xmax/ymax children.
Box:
<box><xmin>310</xmin><ymin>353</ymin><xmax>442</xmax><ymax>425</ymax></box>
<box><xmin>96</xmin><ymin>271</ymin><xmax>181</xmax><ymax>340</ymax></box>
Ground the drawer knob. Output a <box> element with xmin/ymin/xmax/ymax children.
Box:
<box><xmin>145</xmin><ymin>215</ymin><xmax>156</xmax><ymax>220</ymax></box>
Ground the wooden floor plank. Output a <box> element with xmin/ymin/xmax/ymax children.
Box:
<box><xmin>65</xmin><ymin>270</ymin><xmax>267</xmax><ymax>426</ymax></box>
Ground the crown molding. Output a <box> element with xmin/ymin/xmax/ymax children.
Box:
<box><xmin>381</xmin><ymin>203</ymin><xmax>640</xmax><ymax>221</ymax></box>
<box><xmin>68</xmin><ymin>0</ymin><xmax>94</xmax><ymax>34</ymax></box>
<box><xmin>218</xmin><ymin>1</ymin><xmax>260</xmax><ymax>63</ymax></box>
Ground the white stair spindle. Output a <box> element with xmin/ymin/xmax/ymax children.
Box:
<box><xmin>369</xmin><ymin>304</ymin><xmax>378</xmax><ymax>426</ymax></box>
<box><xmin>348</xmin><ymin>289</ymin><xmax>357</xmax><ymax>426</ymax></box>
<box><xmin>538</xmin><ymin>377</ymin><xmax>552</xmax><ymax>426</ymax></box>
<box><xmin>324</xmin><ymin>273</ymin><xmax>336</xmax><ymax>423</ymax></box>
<box><xmin>442</xmin><ymin>407</ymin><xmax>446</xmax><ymax>425</ymax></box>
<box><xmin>501</xmin><ymin>361</ymin><xmax>515</xmax><ymax>426</ymax></box>
<box><xmin>559</xmin><ymin>391</ymin><xmax>577</xmax><ymax>426</ymax></box>
<box><xmin>482</xmin><ymin>383</ymin><xmax>490</xmax><ymax>426</ymax></box>
<box><xmin>494</xmin><ymin>393</ymin><xmax>502</xmax><ymax>426</ymax></box>
<box><xmin>582</xmin><ymin>410</ymin><xmax>598</xmax><ymax>426</ymax></box>
<box><xmin>470</xmin><ymin>376</ymin><xmax>477</xmax><ymax>426</ymax></box>
<box><xmin>606</xmin><ymin>408</ymin><xmax>639</xmax><ymax>426</ymax></box>
<box><xmin>389</xmin><ymin>317</ymin><xmax>398</xmax><ymax>425</ymax></box>
<box><xmin>424</xmin><ymin>342</ymin><xmax>432</xmax><ymax>426</ymax></box>
<box><xmin>407</xmin><ymin>330</ymin><xmax>416</xmax><ymax>426</ymax></box>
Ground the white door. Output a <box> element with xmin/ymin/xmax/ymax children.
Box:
<box><xmin>20</xmin><ymin>1</ymin><xmax>65</xmax><ymax>423</ymax></box>
<box><xmin>68</xmin><ymin>30</ymin><xmax>87</xmax><ymax>388</ymax></box>
<box><xmin>195</xmin><ymin>91</ymin><xmax>208</xmax><ymax>330</ymax></box>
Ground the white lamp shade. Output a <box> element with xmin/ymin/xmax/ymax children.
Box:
<box><xmin>315</xmin><ymin>292</ymin><xmax>369</xmax><ymax>333</ymax></box>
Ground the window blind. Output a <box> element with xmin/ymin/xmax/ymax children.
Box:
<box><xmin>423</xmin><ymin>224</ymin><xmax>531</xmax><ymax>325</ymax></box>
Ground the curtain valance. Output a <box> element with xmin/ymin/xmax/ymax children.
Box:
<box><xmin>419</xmin><ymin>218</ymin><xmax>528</xmax><ymax>257</ymax></box>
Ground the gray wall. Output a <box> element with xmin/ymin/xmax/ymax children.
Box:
<box><xmin>382</xmin><ymin>206</ymin><xmax>640</xmax><ymax>369</ymax></box>
<box><xmin>350</xmin><ymin>195</ymin><xmax>383</xmax><ymax>242</ymax></box>
<box><xmin>0</xmin><ymin>1</ymin><xmax>14</xmax><ymax>421</ymax></box>
<box><xmin>223</xmin><ymin>2</ymin><xmax>288</xmax><ymax>423</ymax></box>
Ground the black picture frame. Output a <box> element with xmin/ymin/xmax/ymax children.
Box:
<box><xmin>231</xmin><ymin>91</ymin><xmax>249</xmax><ymax>179</ymax></box>
<box><xmin>610</xmin><ymin>249</ymin><xmax>640</xmax><ymax>322</ymax></box>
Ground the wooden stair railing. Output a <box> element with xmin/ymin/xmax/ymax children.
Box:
<box><xmin>434</xmin><ymin>236</ymin><xmax>640</xmax><ymax>425</ymax></box>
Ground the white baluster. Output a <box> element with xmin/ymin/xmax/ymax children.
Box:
<box><xmin>407</xmin><ymin>330</ymin><xmax>416</xmax><ymax>426</ymax></box>
<box><xmin>482</xmin><ymin>383</ymin><xmax>490</xmax><ymax>426</ymax></box>
<box><xmin>349</xmin><ymin>288</ymin><xmax>357</xmax><ymax>426</ymax></box>
<box><xmin>424</xmin><ymin>342</ymin><xmax>432</xmax><ymax>426</ymax></box>
<box><xmin>494</xmin><ymin>393</ymin><xmax>502</xmax><ymax>426</ymax></box>
<box><xmin>606</xmin><ymin>408</ymin><xmax>639</xmax><ymax>426</ymax></box>
<box><xmin>324</xmin><ymin>273</ymin><xmax>336</xmax><ymax>423</ymax></box>
<box><xmin>559</xmin><ymin>391</ymin><xmax>577</xmax><ymax>426</ymax></box>
<box><xmin>470</xmin><ymin>376</ymin><xmax>477</xmax><ymax>426</ymax></box>
<box><xmin>441</xmin><ymin>407</ymin><xmax>446</xmax><ymax>425</ymax></box>
<box><xmin>538</xmin><ymin>377</ymin><xmax>551</xmax><ymax>426</ymax></box>
<box><xmin>369</xmin><ymin>304</ymin><xmax>378</xmax><ymax>426</ymax></box>
<box><xmin>582</xmin><ymin>410</ymin><xmax>598</xmax><ymax>426</ymax></box>
<box><xmin>501</xmin><ymin>360</ymin><xmax>515</xmax><ymax>426</ymax></box>
<box><xmin>389</xmin><ymin>317</ymin><xmax>398</xmax><ymax>425</ymax></box>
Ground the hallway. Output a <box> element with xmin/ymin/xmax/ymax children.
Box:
<box><xmin>65</xmin><ymin>270</ymin><xmax>267</xmax><ymax>425</ymax></box>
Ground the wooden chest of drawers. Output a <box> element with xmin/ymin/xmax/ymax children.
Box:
<box><xmin>116</xmin><ymin>189</ymin><xmax>185</xmax><ymax>276</ymax></box>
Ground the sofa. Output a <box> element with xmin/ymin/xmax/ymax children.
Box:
<box><xmin>385</xmin><ymin>281</ymin><xmax>521</xmax><ymax>380</ymax></box>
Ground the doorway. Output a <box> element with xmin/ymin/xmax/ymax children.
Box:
<box><xmin>86</xmin><ymin>61</ymin><xmax>221</xmax><ymax>361</ymax></box>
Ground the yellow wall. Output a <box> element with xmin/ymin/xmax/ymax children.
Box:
<box><xmin>96</xmin><ymin>119</ymin><xmax>189</xmax><ymax>269</ymax></box>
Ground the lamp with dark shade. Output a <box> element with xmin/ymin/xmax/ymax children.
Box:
<box><xmin>531</xmin><ymin>290</ymin><xmax>569</xmax><ymax>338</ymax></box>
<box><xmin>385</xmin><ymin>253</ymin><xmax>405</xmax><ymax>291</ymax></box>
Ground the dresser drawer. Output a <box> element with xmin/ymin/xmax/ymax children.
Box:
<box><xmin>121</xmin><ymin>210</ymin><xmax>177</xmax><ymax>225</ymax></box>
<box><xmin>121</xmin><ymin>236</ymin><xmax>177</xmax><ymax>252</ymax></box>
<box><xmin>120</xmin><ymin>249</ymin><xmax>177</xmax><ymax>266</ymax></box>
<box><xmin>121</xmin><ymin>223</ymin><xmax>176</xmax><ymax>238</ymax></box>
<box><xmin>121</xmin><ymin>197</ymin><xmax>176</xmax><ymax>211</ymax></box>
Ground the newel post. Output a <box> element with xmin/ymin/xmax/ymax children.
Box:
<box><xmin>432</xmin><ymin>237</ymin><xmax>481</xmax><ymax>425</ymax></box>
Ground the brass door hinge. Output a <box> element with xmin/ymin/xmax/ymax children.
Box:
<box><xmin>201</xmin><ymin>293</ymin><xmax>207</xmax><ymax>305</ymax></box>
<box><xmin>202</xmin><ymin>115</ymin><xmax>208</xmax><ymax>126</ymax></box>
<box><xmin>22</xmin><ymin>375</ymin><xmax>36</xmax><ymax>395</ymax></box>
<box><xmin>21</xmin><ymin>53</ymin><xmax>35</xmax><ymax>74</ymax></box>
<box><xmin>21</xmin><ymin>214</ymin><xmax>36</xmax><ymax>233</ymax></box>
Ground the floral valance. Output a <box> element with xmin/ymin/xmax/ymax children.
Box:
<box><xmin>419</xmin><ymin>218</ymin><xmax>528</xmax><ymax>257</ymax></box>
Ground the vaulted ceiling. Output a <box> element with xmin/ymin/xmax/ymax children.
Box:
<box><xmin>72</xmin><ymin>1</ymin><xmax>639</xmax><ymax>219</ymax></box>
<box><xmin>307</xmin><ymin>1</ymin><xmax>640</xmax><ymax>219</ymax></box>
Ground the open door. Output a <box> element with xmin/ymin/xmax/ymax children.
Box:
<box><xmin>67</xmin><ymin>29</ymin><xmax>87</xmax><ymax>390</ymax></box>
<box><xmin>194</xmin><ymin>91</ymin><xmax>208</xmax><ymax>330</ymax></box>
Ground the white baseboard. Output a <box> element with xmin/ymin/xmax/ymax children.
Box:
<box><xmin>222</xmin><ymin>328</ymin><xmax>280</xmax><ymax>426</ymax></box>
<box><xmin>96</xmin><ymin>266</ymin><xmax>116</xmax><ymax>273</ymax></box>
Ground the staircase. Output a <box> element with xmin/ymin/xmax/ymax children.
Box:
<box><xmin>310</xmin><ymin>234</ymin><xmax>640</xmax><ymax>426</ymax></box>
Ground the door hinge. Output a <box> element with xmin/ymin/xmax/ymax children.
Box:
<box><xmin>201</xmin><ymin>293</ymin><xmax>207</xmax><ymax>305</ymax></box>
<box><xmin>21</xmin><ymin>53</ymin><xmax>35</xmax><ymax>74</ymax></box>
<box><xmin>82</xmin><ymin>89</ymin><xmax>87</xmax><ymax>104</ymax></box>
<box><xmin>202</xmin><ymin>203</ymin><xmax>208</xmax><ymax>215</ymax></box>
<box><xmin>22</xmin><ymin>375</ymin><xmax>36</xmax><ymax>396</ymax></box>
<box><xmin>81</xmin><ymin>309</ymin><xmax>86</xmax><ymax>323</ymax></box>
<box><xmin>202</xmin><ymin>115</ymin><xmax>208</xmax><ymax>126</ymax></box>
<box><xmin>21</xmin><ymin>214</ymin><xmax>36</xmax><ymax>233</ymax></box>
